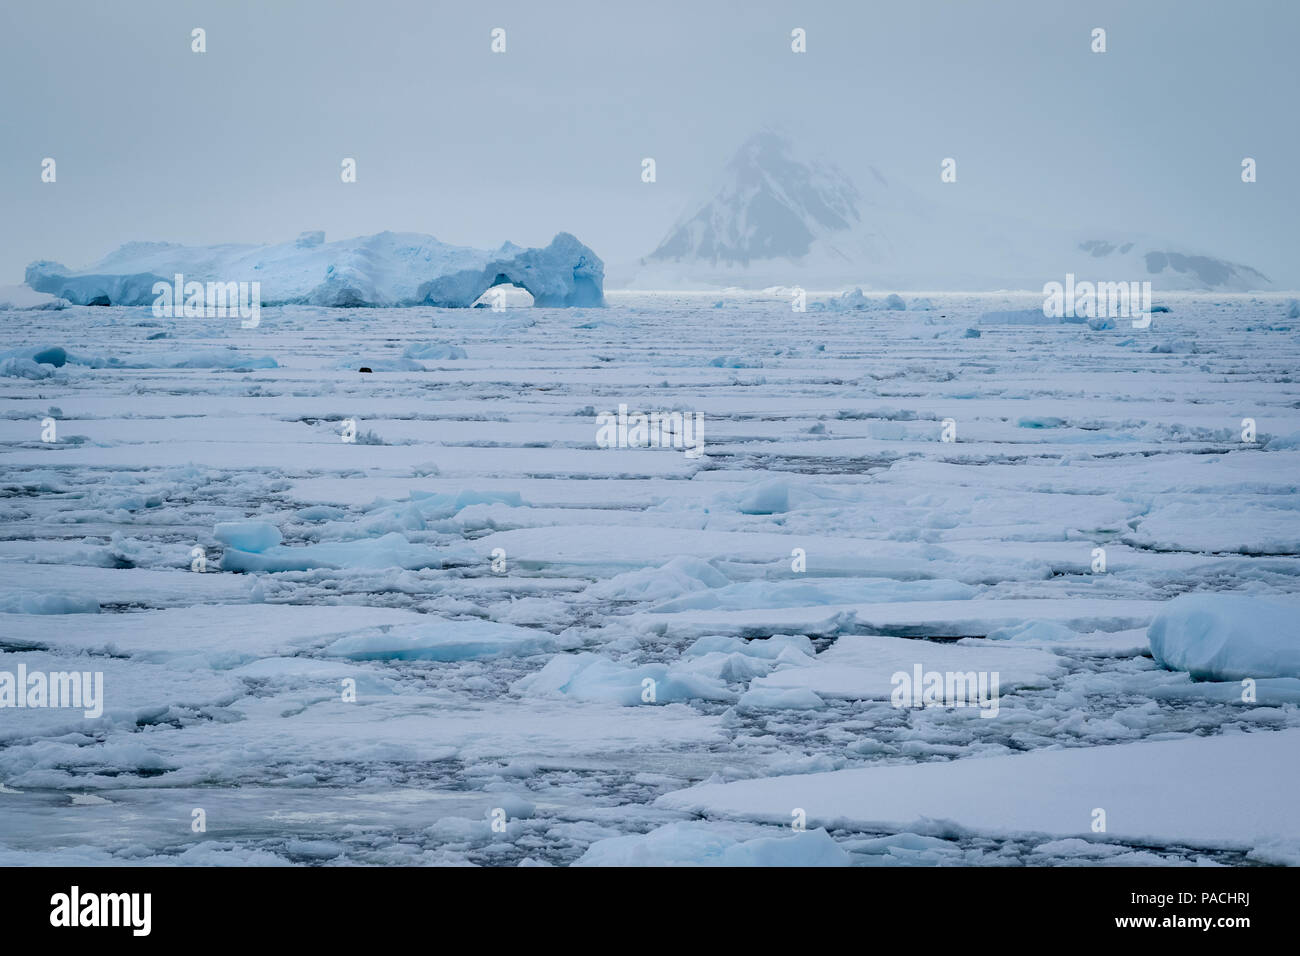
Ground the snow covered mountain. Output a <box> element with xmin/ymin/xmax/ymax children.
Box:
<box><xmin>649</xmin><ymin>130</ymin><xmax>865</xmax><ymax>266</ymax></box>
<box><xmin>24</xmin><ymin>231</ymin><xmax>606</xmax><ymax>308</ymax></box>
<box><xmin>636</xmin><ymin>132</ymin><xmax>1272</xmax><ymax>292</ymax></box>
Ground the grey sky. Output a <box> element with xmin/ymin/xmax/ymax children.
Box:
<box><xmin>2</xmin><ymin>0</ymin><xmax>1296</xmax><ymax>286</ymax></box>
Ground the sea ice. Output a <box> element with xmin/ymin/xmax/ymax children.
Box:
<box><xmin>574</xmin><ymin>821</ymin><xmax>850</xmax><ymax>866</ymax></box>
<box><xmin>1147</xmin><ymin>593</ymin><xmax>1300</xmax><ymax>680</ymax></box>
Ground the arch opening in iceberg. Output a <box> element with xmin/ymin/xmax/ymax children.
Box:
<box><xmin>472</xmin><ymin>278</ymin><xmax>535</xmax><ymax>308</ymax></box>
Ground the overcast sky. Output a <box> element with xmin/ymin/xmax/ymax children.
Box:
<box><xmin>2</xmin><ymin>0</ymin><xmax>1296</xmax><ymax>285</ymax></box>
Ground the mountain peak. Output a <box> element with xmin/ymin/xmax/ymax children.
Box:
<box><xmin>649</xmin><ymin>132</ymin><xmax>862</xmax><ymax>266</ymax></box>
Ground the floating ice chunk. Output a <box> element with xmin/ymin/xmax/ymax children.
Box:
<box><xmin>213</xmin><ymin>521</ymin><xmax>283</xmax><ymax>553</ymax></box>
<box><xmin>820</xmin><ymin>288</ymin><xmax>871</xmax><ymax>311</ymax></box>
<box><xmin>511</xmin><ymin>652</ymin><xmax>734</xmax><ymax>705</ymax></box>
<box><xmin>403</xmin><ymin>343</ymin><xmax>468</xmax><ymax>360</ymax></box>
<box><xmin>69</xmin><ymin>793</ymin><xmax>112</xmax><ymax>806</ymax></box>
<box><xmin>294</xmin><ymin>505</ymin><xmax>346</xmax><ymax>521</ymax></box>
<box><xmin>1148</xmin><ymin>337</ymin><xmax>1197</xmax><ymax>354</ymax></box>
<box><xmin>737</xmin><ymin>685</ymin><xmax>826</xmax><ymax>710</ymax></box>
<box><xmin>812</xmin><ymin>290</ymin><xmax>914</xmax><ymax>313</ymax></box>
<box><xmin>496</xmin><ymin>596</ymin><xmax>574</xmax><ymax>627</ymax></box>
<box><xmin>0</xmin><ymin>357</ymin><xmax>59</xmax><ymax>379</ymax></box>
<box><xmin>310</xmin><ymin>491</ymin><xmax>526</xmax><ymax>541</ymax></box>
<box><xmin>585</xmin><ymin>557</ymin><xmax>728</xmax><ymax>602</ymax></box>
<box><xmin>675</xmin><ymin>635</ymin><xmax>818</xmax><ymax>682</ymax></box>
<box><xmin>283</xmin><ymin>840</ymin><xmax>345</xmax><ymax>861</ymax></box>
<box><xmin>719</xmin><ymin>477</ymin><xmax>860</xmax><ymax>515</ymax></box>
<box><xmin>219</xmin><ymin>532</ymin><xmax>449</xmax><ymax>572</ymax></box>
<box><xmin>0</xmin><ymin>345</ymin><xmax>72</xmax><ymax>373</ymax></box>
<box><xmin>493</xmin><ymin>794</ymin><xmax>537</xmax><ymax>820</ymax></box>
<box><xmin>1017</xmin><ymin>416</ymin><xmax>1066</xmax><ymax>429</ymax></box>
<box><xmin>816</xmin><ymin>288</ymin><xmax>908</xmax><ymax>313</ymax></box>
<box><xmin>735</xmin><ymin>478</ymin><xmax>791</xmax><ymax>514</ymax></box>
<box><xmin>167</xmin><ymin>351</ymin><xmax>279</xmax><ymax>369</ymax></box>
<box><xmin>573</xmin><ymin>821</ymin><xmax>850</xmax><ymax>867</ymax></box>
<box><xmin>987</xmin><ymin>619</ymin><xmax>1079</xmax><ymax>643</ymax></box>
<box><xmin>323</xmin><ymin>619</ymin><xmax>556</xmax><ymax>662</ymax></box>
<box><xmin>1147</xmin><ymin>593</ymin><xmax>1300</xmax><ymax>680</ymax></box>
<box><xmin>408</xmin><ymin>489</ymin><xmax>524</xmax><ymax>519</ymax></box>
<box><xmin>1030</xmin><ymin>838</ymin><xmax>1138</xmax><ymax>860</ymax></box>
<box><xmin>845</xmin><ymin>832</ymin><xmax>961</xmax><ymax>858</ymax></box>
<box><xmin>673</xmin><ymin>650</ymin><xmax>782</xmax><ymax>682</ymax></box>
<box><xmin>684</xmin><ymin>634</ymin><xmax>816</xmax><ymax>660</ymax></box>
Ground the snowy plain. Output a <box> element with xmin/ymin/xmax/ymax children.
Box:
<box><xmin>1</xmin><ymin>290</ymin><xmax>1298</xmax><ymax>866</ymax></box>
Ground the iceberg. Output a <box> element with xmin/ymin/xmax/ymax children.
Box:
<box><xmin>24</xmin><ymin>230</ymin><xmax>605</xmax><ymax>308</ymax></box>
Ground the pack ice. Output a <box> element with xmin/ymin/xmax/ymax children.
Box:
<box><xmin>2</xmin><ymin>291</ymin><xmax>1299</xmax><ymax>867</ymax></box>
<box><xmin>23</xmin><ymin>230</ymin><xmax>606</xmax><ymax>308</ymax></box>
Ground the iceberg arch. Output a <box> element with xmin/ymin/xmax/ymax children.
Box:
<box><xmin>417</xmin><ymin>233</ymin><xmax>605</xmax><ymax>308</ymax></box>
